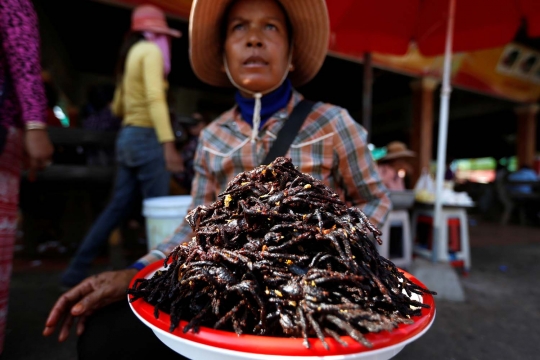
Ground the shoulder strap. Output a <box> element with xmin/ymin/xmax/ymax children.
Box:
<box><xmin>262</xmin><ymin>99</ymin><xmax>314</xmax><ymax>165</ymax></box>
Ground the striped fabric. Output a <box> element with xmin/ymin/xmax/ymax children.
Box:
<box><xmin>0</xmin><ymin>127</ymin><xmax>22</xmax><ymax>354</ymax></box>
<box><xmin>137</xmin><ymin>91</ymin><xmax>391</xmax><ymax>267</ymax></box>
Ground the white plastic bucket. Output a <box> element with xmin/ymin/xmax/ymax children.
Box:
<box><xmin>143</xmin><ymin>195</ymin><xmax>192</xmax><ymax>251</ymax></box>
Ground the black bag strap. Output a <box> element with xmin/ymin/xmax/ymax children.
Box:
<box><xmin>262</xmin><ymin>99</ymin><xmax>314</xmax><ymax>165</ymax></box>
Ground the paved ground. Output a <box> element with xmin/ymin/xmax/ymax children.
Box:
<box><xmin>3</xmin><ymin>219</ymin><xmax>540</xmax><ymax>360</ymax></box>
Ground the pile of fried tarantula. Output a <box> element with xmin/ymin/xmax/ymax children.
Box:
<box><xmin>128</xmin><ymin>157</ymin><xmax>435</xmax><ymax>349</ymax></box>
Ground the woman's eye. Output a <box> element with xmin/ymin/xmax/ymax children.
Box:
<box><xmin>232</xmin><ymin>23</ymin><xmax>244</xmax><ymax>31</ymax></box>
<box><xmin>265</xmin><ymin>24</ymin><xmax>277</xmax><ymax>30</ymax></box>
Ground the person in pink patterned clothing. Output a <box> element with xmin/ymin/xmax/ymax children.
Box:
<box><xmin>0</xmin><ymin>0</ymin><xmax>54</xmax><ymax>353</ymax></box>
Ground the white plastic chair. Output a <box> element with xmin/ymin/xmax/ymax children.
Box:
<box><xmin>378</xmin><ymin>209</ymin><xmax>413</xmax><ymax>269</ymax></box>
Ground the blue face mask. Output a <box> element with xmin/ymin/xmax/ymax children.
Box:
<box><xmin>235</xmin><ymin>78</ymin><xmax>292</xmax><ymax>130</ymax></box>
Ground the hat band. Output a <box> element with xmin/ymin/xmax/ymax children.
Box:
<box><xmin>133</xmin><ymin>17</ymin><xmax>169</xmax><ymax>30</ymax></box>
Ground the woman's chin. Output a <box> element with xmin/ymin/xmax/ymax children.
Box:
<box><xmin>237</xmin><ymin>77</ymin><xmax>281</xmax><ymax>94</ymax></box>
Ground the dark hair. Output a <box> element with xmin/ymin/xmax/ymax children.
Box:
<box><xmin>115</xmin><ymin>31</ymin><xmax>145</xmax><ymax>80</ymax></box>
<box><xmin>88</xmin><ymin>84</ymin><xmax>116</xmax><ymax>111</ymax></box>
<box><xmin>193</xmin><ymin>112</ymin><xmax>210</xmax><ymax>124</ymax></box>
<box><xmin>219</xmin><ymin>0</ymin><xmax>293</xmax><ymax>49</ymax></box>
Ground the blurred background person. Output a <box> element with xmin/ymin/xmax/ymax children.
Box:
<box><xmin>478</xmin><ymin>161</ymin><xmax>508</xmax><ymax>218</ymax></box>
<box><xmin>172</xmin><ymin>112</ymin><xmax>209</xmax><ymax>194</ymax></box>
<box><xmin>82</xmin><ymin>83</ymin><xmax>121</xmax><ymax>133</ymax></box>
<box><xmin>60</xmin><ymin>4</ymin><xmax>183</xmax><ymax>288</ymax></box>
<box><xmin>0</xmin><ymin>0</ymin><xmax>54</xmax><ymax>354</ymax></box>
<box><xmin>507</xmin><ymin>164</ymin><xmax>540</xmax><ymax>224</ymax></box>
<box><xmin>507</xmin><ymin>164</ymin><xmax>539</xmax><ymax>195</ymax></box>
<box><xmin>81</xmin><ymin>83</ymin><xmax>122</xmax><ymax>166</ymax></box>
<box><xmin>377</xmin><ymin>141</ymin><xmax>416</xmax><ymax>190</ymax></box>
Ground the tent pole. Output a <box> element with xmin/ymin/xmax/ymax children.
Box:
<box><xmin>362</xmin><ymin>52</ymin><xmax>373</xmax><ymax>143</ymax></box>
<box><xmin>433</xmin><ymin>0</ymin><xmax>456</xmax><ymax>263</ymax></box>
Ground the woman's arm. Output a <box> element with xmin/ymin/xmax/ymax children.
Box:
<box><xmin>141</xmin><ymin>43</ymin><xmax>183</xmax><ymax>172</ymax></box>
<box><xmin>110</xmin><ymin>85</ymin><xmax>124</xmax><ymax>118</ymax></box>
<box><xmin>141</xmin><ymin>43</ymin><xmax>174</xmax><ymax>142</ymax></box>
<box><xmin>0</xmin><ymin>0</ymin><xmax>46</xmax><ymax>126</ymax></box>
<box><xmin>0</xmin><ymin>0</ymin><xmax>52</xmax><ymax>170</ymax></box>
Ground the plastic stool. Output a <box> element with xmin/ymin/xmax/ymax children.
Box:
<box><xmin>448</xmin><ymin>218</ymin><xmax>461</xmax><ymax>252</ymax></box>
<box><xmin>413</xmin><ymin>216</ymin><xmax>461</xmax><ymax>251</ymax></box>
<box><xmin>411</xmin><ymin>207</ymin><xmax>471</xmax><ymax>272</ymax></box>
<box><xmin>378</xmin><ymin>209</ymin><xmax>412</xmax><ymax>269</ymax></box>
<box><xmin>415</xmin><ymin>215</ymin><xmax>434</xmax><ymax>249</ymax></box>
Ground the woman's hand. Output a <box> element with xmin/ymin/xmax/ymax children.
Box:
<box><xmin>43</xmin><ymin>269</ymin><xmax>137</xmax><ymax>342</ymax></box>
<box><xmin>24</xmin><ymin>129</ymin><xmax>53</xmax><ymax>170</ymax></box>
<box><xmin>163</xmin><ymin>141</ymin><xmax>185</xmax><ymax>173</ymax></box>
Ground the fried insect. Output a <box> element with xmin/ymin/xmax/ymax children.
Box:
<box><xmin>128</xmin><ymin>157</ymin><xmax>435</xmax><ymax>349</ymax></box>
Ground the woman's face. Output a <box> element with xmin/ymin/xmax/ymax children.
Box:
<box><xmin>223</xmin><ymin>0</ymin><xmax>290</xmax><ymax>95</ymax></box>
<box><xmin>391</xmin><ymin>159</ymin><xmax>414</xmax><ymax>175</ymax></box>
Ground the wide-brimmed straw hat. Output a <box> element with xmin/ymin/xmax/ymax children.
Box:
<box><xmin>378</xmin><ymin>141</ymin><xmax>416</xmax><ymax>162</ymax></box>
<box><xmin>189</xmin><ymin>0</ymin><xmax>329</xmax><ymax>87</ymax></box>
<box><xmin>131</xmin><ymin>4</ymin><xmax>182</xmax><ymax>38</ymax></box>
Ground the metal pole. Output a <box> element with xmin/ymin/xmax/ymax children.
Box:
<box><xmin>362</xmin><ymin>52</ymin><xmax>373</xmax><ymax>142</ymax></box>
<box><xmin>433</xmin><ymin>0</ymin><xmax>456</xmax><ymax>263</ymax></box>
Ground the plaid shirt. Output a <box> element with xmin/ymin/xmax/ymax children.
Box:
<box><xmin>137</xmin><ymin>90</ymin><xmax>391</xmax><ymax>266</ymax></box>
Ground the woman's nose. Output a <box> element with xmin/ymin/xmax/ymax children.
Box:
<box><xmin>246</xmin><ymin>30</ymin><xmax>263</xmax><ymax>48</ymax></box>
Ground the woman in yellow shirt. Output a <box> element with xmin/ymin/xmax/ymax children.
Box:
<box><xmin>60</xmin><ymin>4</ymin><xmax>183</xmax><ymax>288</ymax></box>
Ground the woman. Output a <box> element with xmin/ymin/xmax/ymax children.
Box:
<box><xmin>0</xmin><ymin>0</ymin><xmax>54</xmax><ymax>354</ymax></box>
<box><xmin>172</xmin><ymin>112</ymin><xmax>209</xmax><ymax>193</ymax></box>
<box><xmin>60</xmin><ymin>4</ymin><xmax>183</xmax><ymax>288</ymax></box>
<box><xmin>377</xmin><ymin>141</ymin><xmax>416</xmax><ymax>190</ymax></box>
<box><xmin>44</xmin><ymin>1</ymin><xmax>390</xmax><ymax>357</ymax></box>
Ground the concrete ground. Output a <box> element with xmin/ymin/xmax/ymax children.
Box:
<box><xmin>3</xmin><ymin>219</ymin><xmax>540</xmax><ymax>360</ymax></box>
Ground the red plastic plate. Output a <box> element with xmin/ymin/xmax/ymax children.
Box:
<box><xmin>129</xmin><ymin>260</ymin><xmax>435</xmax><ymax>357</ymax></box>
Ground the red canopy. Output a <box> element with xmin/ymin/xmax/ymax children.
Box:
<box><xmin>105</xmin><ymin>0</ymin><xmax>192</xmax><ymax>19</ymax></box>
<box><xmin>105</xmin><ymin>0</ymin><xmax>540</xmax><ymax>57</ymax></box>
<box><xmin>327</xmin><ymin>0</ymin><xmax>540</xmax><ymax>57</ymax></box>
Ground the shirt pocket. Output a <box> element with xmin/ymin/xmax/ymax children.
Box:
<box><xmin>201</xmin><ymin>134</ymin><xmax>252</xmax><ymax>187</ymax></box>
<box><xmin>289</xmin><ymin>132</ymin><xmax>335</xmax><ymax>181</ymax></box>
<box><xmin>201</xmin><ymin>136</ymin><xmax>250</xmax><ymax>159</ymax></box>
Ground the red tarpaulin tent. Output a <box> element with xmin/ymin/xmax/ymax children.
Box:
<box><xmin>327</xmin><ymin>0</ymin><xmax>540</xmax><ymax>262</ymax></box>
<box><xmin>327</xmin><ymin>0</ymin><xmax>540</xmax><ymax>57</ymax></box>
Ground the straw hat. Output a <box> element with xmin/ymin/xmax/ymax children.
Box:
<box><xmin>378</xmin><ymin>141</ymin><xmax>416</xmax><ymax>162</ymax></box>
<box><xmin>189</xmin><ymin>0</ymin><xmax>329</xmax><ymax>87</ymax></box>
<box><xmin>131</xmin><ymin>4</ymin><xmax>181</xmax><ymax>38</ymax></box>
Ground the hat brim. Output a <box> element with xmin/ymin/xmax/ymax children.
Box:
<box><xmin>189</xmin><ymin>0</ymin><xmax>329</xmax><ymax>88</ymax></box>
<box><xmin>378</xmin><ymin>150</ymin><xmax>416</xmax><ymax>162</ymax></box>
<box><xmin>134</xmin><ymin>25</ymin><xmax>182</xmax><ymax>38</ymax></box>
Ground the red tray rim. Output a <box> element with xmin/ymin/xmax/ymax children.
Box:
<box><xmin>128</xmin><ymin>260</ymin><xmax>436</xmax><ymax>356</ymax></box>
